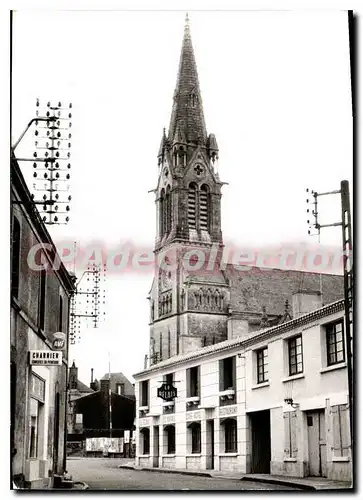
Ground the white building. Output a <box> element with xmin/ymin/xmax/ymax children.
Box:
<box><xmin>134</xmin><ymin>295</ymin><xmax>352</xmax><ymax>482</ymax></box>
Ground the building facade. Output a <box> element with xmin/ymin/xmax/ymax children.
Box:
<box><xmin>134</xmin><ymin>298</ymin><xmax>351</xmax><ymax>481</ymax></box>
<box><xmin>134</xmin><ymin>15</ymin><xmax>350</xmax><ymax>482</ymax></box>
<box><xmin>67</xmin><ymin>366</ymin><xmax>136</xmax><ymax>458</ymax></box>
<box><xmin>146</xmin><ymin>16</ymin><xmax>343</xmax><ymax>368</ymax></box>
<box><xmin>11</xmin><ymin>157</ymin><xmax>76</xmax><ymax>488</ymax></box>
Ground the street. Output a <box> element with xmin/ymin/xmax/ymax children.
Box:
<box><xmin>66</xmin><ymin>458</ymin><xmax>299</xmax><ymax>491</ymax></box>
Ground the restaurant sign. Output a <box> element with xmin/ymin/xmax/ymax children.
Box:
<box><xmin>29</xmin><ymin>350</ymin><xmax>62</xmax><ymax>366</ymax></box>
<box><xmin>157</xmin><ymin>383</ymin><xmax>177</xmax><ymax>401</ymax></box>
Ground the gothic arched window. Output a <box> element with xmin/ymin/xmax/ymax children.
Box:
<box><xmin>159</xmin><ymin>189</ymin><xmax>165</xmax><ymax>237</ymax></box>
<box><xmin>188</xmin><ymin>183</ymin><xmax>197</xmax><ymax>229</ymax></box>
<box><xmin>199</xmin><ymin>184</ymin><xmax>209</xmax><ymax>230</ymax></box>
<box><xmin>178</xmin><ymin>146</ymin><xmax>186</xmax><ymax>167</ymax></box>
<box><xmin>166</xmin><ymin>185</ymin><xmax>172</xmax><ymax>233</ymax></box>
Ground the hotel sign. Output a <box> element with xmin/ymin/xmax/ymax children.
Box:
<box><xmin>29</xmin><ymin>350</ymin><xmax>62</xmax><ymax>366</ymax></box>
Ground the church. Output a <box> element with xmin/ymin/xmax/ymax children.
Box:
<box><xmin>146</xmin><ymin>15</ymin><xmax>342</xmax><ymax>366</ymax></box>
<box><xmin>133</xmin><ymin>16</ymin><xmax>350</xmax><ymax>479</ymax></box>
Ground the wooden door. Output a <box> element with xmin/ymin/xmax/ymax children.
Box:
<box><xmin>307</xmin><ymin>410</ymin><xmax>327</xmax><ymax>477</ymax></box>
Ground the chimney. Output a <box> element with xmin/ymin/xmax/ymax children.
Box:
<box><xmin>91</xmin><ymin>368</ymin><xmax>94</xmax><ymax>384</ymax></box>
<box><xmin>100</xmin><ymin>378</ymin><xmax>110</xmax><ymax>394</ymax></box>
<box><xmin>91</xmin><ymin>378</ymin><xmax>99</xmax><ymax>391</ymax></box>
<box><xmin>292</xmin><ymin>290</ymin><xmax>322</xmax><ymax>318</ymax></box>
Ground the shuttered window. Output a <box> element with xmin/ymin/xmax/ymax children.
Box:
<box><xmin>199</xmin><ymin>185</ymin><xmax>209</xmax><ymax>230</ymax></box>
<box><xmin>283</xmin><ymin>411</ymin><xmax>298</xmax><ymax>458</ymax></box>
<box><xmin>331</xmin><ymin>404</ymin><xmax>350</xmax><ymax>457</ymax></box>
<box><xmin>188</xmin><ymin>183</ymin><xmax>197</xmax><ymax>229</ymax></box>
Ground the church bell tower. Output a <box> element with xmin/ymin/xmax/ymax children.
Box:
<box><xmin>148</xmin><ymin>15</ymin><xmax>230</xmax><ymax>364</ymax></box>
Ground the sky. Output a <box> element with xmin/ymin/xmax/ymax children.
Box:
<box><xmin>11</xmin><ymin>9</ymin><xmax>352</xmax><ymax>386</ymax></box>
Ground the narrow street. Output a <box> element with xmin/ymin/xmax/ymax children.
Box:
<box><xmin>66</xmin><ymin>458</ymin><xmax>299</xmax><ymax>491</ymax></box>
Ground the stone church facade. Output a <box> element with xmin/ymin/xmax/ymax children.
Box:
<box><xmin>146</xmin><ymin>16</ymin><xmax>343</xmax><ymax>368</ymax></box>
<box><xmin>134</xmin><ymin>15</ymin><xmax>349</xmax><ymax>480</ymax></box>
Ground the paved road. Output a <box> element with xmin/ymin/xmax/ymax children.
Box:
<box><xmin>66</xmin><ymin>458</ymin><xmax>299</xmax><ymax>491</ymax></box>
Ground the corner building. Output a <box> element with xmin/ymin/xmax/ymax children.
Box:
<box><xmin>134</xmin><ymin>16</ymin><xmax>350</xmax><ymax>480</ymax></box>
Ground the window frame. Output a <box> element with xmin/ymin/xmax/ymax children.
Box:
<box><xmin>187</xmin><ymin>366</ymin><xmax>200</xmax><ymax>398</ymax></box>
<box><xmin>288</xmin><ymin>334</ymin><xmax>304</xmax><ymax>376</ymax></box>
<box><xmin>140</xmin><ymin>380</ymin><xmax>149</xmax><ymax>407</ymax></box>
<box><xmin>38</xmin><ymin>266</ymin><xmax>46</xmax><ymax>331</ymax></box>
<box><xmin>256</xmin><ymin>347</ymin><xmax>268</xmax><ymax>384</ymax></box>
<box><xmin>190</xmin><ymin>422</ymin><xmax>201</xmax><ymax>454</ymax></box>
<box><xmin>219</xmin><ymin>356</ymin><xmax>236</xmax><ymax>391</ymax></box>
<box><xmin>224</xmin><ymin>418</ymin><xmax>237</xmax><ymax>453</ymax></box>
<box><xmin>11</xmin><ymin>216</ymin><xmax>21</xmax><ymax>299</ymax></box>
<box><xmin>326</xmin><ymin>320</ymin><xmax>345</xmax><ymax>366</ymax></box>
<box><xmin>140</xmin><ymin>428</ymin><xmax>150</xmax><ymax>455</ymax></box>
<box><xmin>165</xmin><ymin>425</ymin><xmax>176</xmax><ymax>454</ymax></box>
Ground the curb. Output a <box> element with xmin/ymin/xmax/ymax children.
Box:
<box><xmin>141</xmin><ymin>467</ymin><xmax>212</xmax><ymax>478</ymax></box>
<box><xmin>118</xmin><ymin>465</ymin><xmax>211</xmax><ymax>478</ymax></box>
<box><xmin>240</xmin><ymin>476</ymin><xmax>316</xmax><ymax>491</ymax></box>
<box><xmin>117</xmin><ymin>465</ymin><xmax>347</xmax><ymax>490</ymax></box>
<box><xmin>73</xmin><ymin>481</ymin><xmax>90</xmax><ymax>490</ymax></box>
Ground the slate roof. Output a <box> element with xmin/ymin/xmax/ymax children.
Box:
<box><xmin>100</xmin><ymin>372</ymin><xmax>135</xmax><ymax>397</ymax></box>
<box><xmin>225</xmin><ymin>265</ymin><xmax>344</xmax><ymax>316</ymax></box>
<box><xmin>134</xmin><ymin>299</ymin><xmax>345</xmax><ymax>378</ymax></box>
<box><xmin>77</xmin><ymin>380</ymin><xmax>94</xmax><ymax>393</ymax></box>
<box><xmin>168</xmin><ymin>14</ymin><xmax>207</xmax><ymax>144</ymax></box>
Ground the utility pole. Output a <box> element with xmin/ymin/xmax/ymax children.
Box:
<box><xmin>306</xmin><ymin>181</ymin><xmax>353</xmax><ymax>443</ymax></box>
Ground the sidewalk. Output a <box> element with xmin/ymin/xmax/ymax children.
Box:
<box><xmin>118</xmin><ymin>462</ymin><xmax>352</xmax><ymax>490</ymax></box>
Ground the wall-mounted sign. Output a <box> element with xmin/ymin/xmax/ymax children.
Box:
<box><xmin>157</xmin><ymin>383</ymin><xmax>177</xmax><ymax>401</ymax></box>
<box><xmin>31</xmin><ymin>372</ymin><xmax>45</xmax><ymax>402</ymax></box>
<box><xmin>52</xmin><ymin>331</ymin><xmax>66</xmax><ymax>350</ymax></box>
<box><xmin>29</xmin><ymin>350</ymin><xmax>62</xmax><ymax>366</ymax></box>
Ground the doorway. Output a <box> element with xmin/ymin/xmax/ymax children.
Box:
<box><xmin>206</xmin><ymin>420</ymin><xmax>214</xmax><ymax>469</ymax></box>
<box><xmin>307</xmin><ymin>410</ymin><xmax>327</xmax><ymax>477</ymax></box>
<box><xmin>250</xmin><ymin>410</ymin><xmax>271</xmax><ymax>473</ymax></box>
<box><xmin>152</xmin><ymin>426</ymin><xmax>159</xmax><ymax>468</ymax></box>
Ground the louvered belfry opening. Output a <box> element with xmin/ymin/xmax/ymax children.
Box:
<box><xmin>188</xmin><ymin>183</ymin><xmax>197</xmax><ymax>228</ymax></box>
<box><xmin>199</xmin><ymin>184</ymin><xmax>209</xmax><ymax>230</ymax></box>
<box><xmin>159</xmin><ymin>189</ymin><xmax>165</xmax><ymax>237</ymax></box>
<box><xmin>165</xmin><ymin>185</ymin><xmax>172</xmax><ymax>233</ymax></box>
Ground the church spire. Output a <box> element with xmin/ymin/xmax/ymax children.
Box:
<box><xmin>167</xmin><ymin>14</ymin><xmax>207</xmax><ymax>146</ymax></box>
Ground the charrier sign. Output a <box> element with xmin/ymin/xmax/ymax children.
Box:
<box><xmin>157</xmin><ymin>383</ymin><xmax>177</xmax><ymax>401</ymax></box>
<box><xmin>29</xmin><ymin>350</ymin><xmax>62</xmax><ymax>366</ymax></box>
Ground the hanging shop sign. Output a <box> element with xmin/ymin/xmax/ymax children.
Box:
<box><xmin>29</xmin><ymin>350</ymin><xmax>62</xmax><ymax>366</ymax></box>
<box><xmin>157</xmin><ymin>383</ymin><xmax>177</xmax><ymax>401</ymax></box>
<box><xmin>52</xmin><ymin>331</ymin><xmax>66</xmax><ymax>350</ymax></box>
